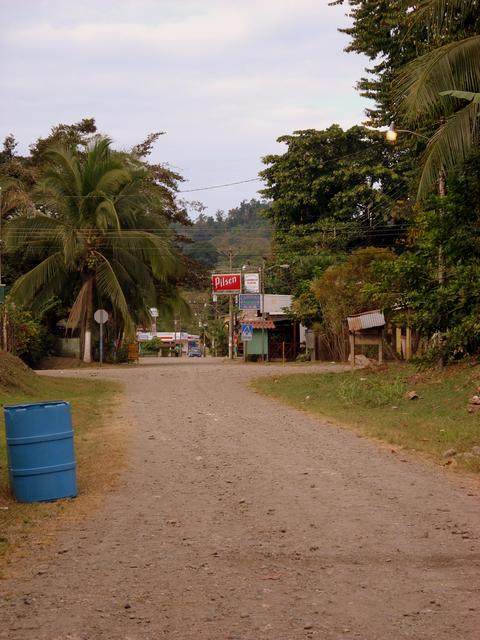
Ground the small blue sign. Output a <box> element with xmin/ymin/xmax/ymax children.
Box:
<box><xmin>241</xmin><ymin>323</ymin><xmax>254</xmax><ymax>341</ymax></box>
<box><xmin>239</xmin><ymin>294</ymin><xmax>261</xmax><ymax>310</ymax></box>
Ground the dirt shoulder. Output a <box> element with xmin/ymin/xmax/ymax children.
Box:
<box><xmin>1</xmin><ymin>359</ymin><xmax>480</xmax><ymax>640</ymax></box>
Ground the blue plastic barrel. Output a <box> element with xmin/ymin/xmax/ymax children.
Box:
<box><xmin>4</xmin><ymin>401</ymin><xmax>77</xmax><ymax>503</ymax></box>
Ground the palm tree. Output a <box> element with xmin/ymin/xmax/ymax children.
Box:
<box><xmin>394</xmin><ymin>0</ymin><xmax>480</xmax><ymax>197</ymax></box>
<box><xmin>5</xmin><ymin>137</ymin><xmax>181</xmax><ymax>362</ymax></box>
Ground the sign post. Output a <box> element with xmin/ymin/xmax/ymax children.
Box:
<box><xmin>241</xmin><ymin>323</ymin><xmax>253</xmax><ymax>363</ymax></box>
<box><xmin>211</xmin><ymin>273</ymin><xmax>241</xmax><ymax>359</ymax></box>
<box><xmin>94</xmin><ymin>309</ymin><xmax>109</xmax><ymax>365</ymax></box>
<box><xmin>241</xmin><ymin>323</ymin><xmax>253</xmax><ymax>341</ymax></box>
<box><xmin>149</xmin><ymin>307</ymin><xmax>159</xmax><ymax>336</ymax></box>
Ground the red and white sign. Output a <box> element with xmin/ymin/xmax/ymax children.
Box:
<box><xmin>211</xmin><ymin>273</ymin><xmax>241</xmax><ymax>294</ymax></box>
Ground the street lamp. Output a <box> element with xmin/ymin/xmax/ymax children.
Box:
<box><xmin>385</xmin><ymin>122</ymin><xmax>443</xmax><ymax>192</ymax></box>
<box><xmin>386</xmin><ymin>122</ymin><xmax>429</xmax><ymax>143</ymax></box>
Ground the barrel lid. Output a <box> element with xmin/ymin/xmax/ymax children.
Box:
<box><xmin>4</xmin><ymin>400</ymin><xmax>70</xmax><ymax>411</ymax></box>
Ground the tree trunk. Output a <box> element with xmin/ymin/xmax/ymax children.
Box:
<box><xmin>82</xmin><ymin>278</ymin><xmax>94</xmax><ymax>363</ymax></box>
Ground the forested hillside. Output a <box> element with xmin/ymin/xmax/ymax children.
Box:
<box><xmin>179</xmin><ymin>199</ymin><xmax>272</xmax><ymax>270</ymax></box>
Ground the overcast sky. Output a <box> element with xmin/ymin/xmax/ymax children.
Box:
<box><xmin>1</xmin><ymin>0</ymin><xmax>370</xmax><ymax>216</ymax></box>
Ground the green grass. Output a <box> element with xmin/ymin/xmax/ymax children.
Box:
<box><xmin>0</xmin><ymin>367</ymin><xmax>121</xmax><ymax>565</ymax></box>
<box><xmin>252</xmin><ymin>363</ymin><xmax>480</xmax><ymax>472</ymax></box>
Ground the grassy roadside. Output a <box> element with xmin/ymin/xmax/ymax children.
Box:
<box><xmin>252</xmin><ymin>363</ymin><xmax>480</xmax><ymax>473</ymax></box>
<box><xmin>0</xmin><ymin>355</ymin><xmax>123</xmax><ymax>566</ymax></box>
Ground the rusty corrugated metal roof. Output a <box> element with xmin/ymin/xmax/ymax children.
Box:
<box><xmin>347</xmin><ymin>310</ymin><xmax>385</xmax><ymax>332</ymax></box>
<box><xmin>250</xmin><ymin>319</ymin><xmax>275</xmax><ymax>329</ymax></box>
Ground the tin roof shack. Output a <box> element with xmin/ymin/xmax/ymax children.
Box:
<box><xmin>347</xmin><ymin>310</ymin><xmax>385</xmax><ymax>368</ymax></box>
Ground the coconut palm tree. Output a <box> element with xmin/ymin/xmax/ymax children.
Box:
<box><xmin>394</xmin><ymin>0</ymin><xmax>480</xmax><ymax>197</ymax></box>
<box><xmin>5</xmin><ymin>137</ymin><xmax>181</xmax><ymax>362</ymax></box>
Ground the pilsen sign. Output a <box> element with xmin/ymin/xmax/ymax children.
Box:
<box><xmin>211</xmin><ymin>273</ymin><xmax>241</xmax><ymax>294</ymax></box>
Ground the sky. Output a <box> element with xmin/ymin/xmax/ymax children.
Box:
<box><xmin>1</xmin><ymin>0</ymin><xmax>371</xmax><ymax>217</ymax></box>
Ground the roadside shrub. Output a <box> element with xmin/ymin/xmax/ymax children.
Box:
<box><xmin>8</xmin><ymin>306</ymin><xmax>52</xmax><ymax>366</ymax></box>
<box><xmin>141</xmin><ymin>337</ymin><xmax>162</xmax><ymax>353</ymax></box>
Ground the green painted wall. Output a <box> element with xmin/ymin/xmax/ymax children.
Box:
<box><xmin>244</xmin><ymin>329</ymin><xmax>268</xmax><ymax>357</ymax></box>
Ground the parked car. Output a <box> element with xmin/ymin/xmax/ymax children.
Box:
<box><xmin>188</xmin><ymin>347</ymin><xmax>202</xmax><ymax>358</ymax></box>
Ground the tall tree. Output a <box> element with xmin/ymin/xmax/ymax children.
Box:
<box><xmin>330</xmin><ymin>1</ymin><xmax>428</xmax><ymax>127</ymax></box>
<box><xmin>259</xmin><ymin>125</ymin><xmax>406</xmax><ymax>231</ymax></box>
<box><xmin>6</xmin><ymin>137</ymin><xmax>182</xmax><ymax>362</ymax></box>
<box><xmin>393</xmin><ymin>0</ymin><xmax>480</xmax><ymax>197</ymax></box>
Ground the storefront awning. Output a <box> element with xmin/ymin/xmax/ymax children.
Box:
<box><xmin>250</xmin><ymin>319</ymin><xmax>275</xmax><ymax>330</ymax></box>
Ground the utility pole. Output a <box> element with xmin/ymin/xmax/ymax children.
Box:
<box><xmin>228</xmin><ymin>248</ymin><xmax>234</xmax><ymax>360</ymax></box>
<box><xmin>260</xmin><ymin>262</ymin><xmax>265</xmax><ymax>362</ymax></box>
<box><xmin>0</xmin><ymin>186</ymin><xmax>2</xmax><ymax>287</ymax></box>
<box><xmin>437</xmin><ymin>168</ymin><xmax>446</xmax><ymax>285</ymax></box>
<box><xmin>437</xmin><ymin>168</ymin><xmax>446</xmax><ymax>367</ymax></box>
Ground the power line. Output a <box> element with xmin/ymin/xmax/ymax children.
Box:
<box><xmin>178</xmin><ymin>178</ymin><xmax>261</xmax><ymax>193</ymax></box>
<box><xmin>23</xmin><ymin>144</ymin><xmax>402</xmax><ymax>199</ymax></box>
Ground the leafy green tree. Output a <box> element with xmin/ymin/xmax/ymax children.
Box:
<box><xmin>365</xmin><ymin>153</ymin><xmax>480</xmax><ymax>359</ymax></box>
<box><xmin>259</xmin><ymin>125</ymin><xmax>406</xmax><ymax>231</ymax></box>
<box><xmin>330</xmin><ymin>1</ymin><xmax>429</xmax><ymax>128</ymax></box>
<box><xmin>6</xmin><ymin>137</ymin><xmax>181</xmax><ymax>362</ymax></box>
<box><xmin>29</xmin><ymin>118</ymin><xmax>97</xmax><ymax>162</ymax></box>
<box><xmin>311</xmin><ymin>247</ymin><xmax>396</xmax><ymax>359</ymax></box>
<box><xmin>258</xmin><ymin>124</ymin><xmax>407</xmax><ymax>325</ymax></box>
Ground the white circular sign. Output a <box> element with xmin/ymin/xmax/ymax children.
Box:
<box><xmin>149</xmin><ymin>307</ymin><xmax>159</xmax><ymax>318</ymax></box>
<box><xmin>94</xmin><ymin>309</ymin><xmax>109</xmax><ymax>324</ymax></box>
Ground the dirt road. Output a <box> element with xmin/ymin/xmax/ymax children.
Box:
<box><xmin>1</xmin><ymin>359</ymin><xmax>480</xmax><ymax>639</ymax></box>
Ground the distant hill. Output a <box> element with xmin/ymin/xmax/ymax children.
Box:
<box><xmin>179</xmin><ymin>199</ymin><xmax>272</xmax><ymax>270</ymax></box>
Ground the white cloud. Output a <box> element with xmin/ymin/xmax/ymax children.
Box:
<box><xmin>1</xmin><ymin>0</ymin><xmax>371</xmax><ymax>214</ymax></box>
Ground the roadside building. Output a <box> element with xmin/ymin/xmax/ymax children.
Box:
<box><xmin>239</xmin><ymin>294</ymin><xmax>303</xmax><ymax>362</ymax></box>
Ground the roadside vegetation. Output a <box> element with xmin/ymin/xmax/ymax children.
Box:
<box><xmin>253</xmin><ymin>362</ymin><xmax>480</xmax><ymax>473</ymax></box>
<box><xmin>0</xmin><ymin>120</ymin><xmax>191</xmax><ymax>365</ymax></box>
<box><xmin>0</xmin><ymin>352</ymin><xmax>122</xmax><ymax>566</ymax></box>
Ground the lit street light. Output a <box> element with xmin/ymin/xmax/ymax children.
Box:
<box><xmin>386</xmin><ymin>122</ymin><xmax>429</xmax><ymax>143</ymax></box>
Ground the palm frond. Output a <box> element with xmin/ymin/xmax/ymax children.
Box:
<box><xmin>66</xmin><ymin>279</ymin><xmax>91</xmax><ymax>330</ymax></box>
<box><xmin>5</xmin><ymin>215</ymin><xmax>65</xmax><ymax>253</ymax></box>
<box><xmin>10</xmin><ymin>252</ymin><xmax>67</xmax><ymax>306</ymax></box>
<box><xmin>94</xmin><ymin>253</ymin><xmax>135</xmax><ymax>335</ymax></box>
<box><xmin>108</xmin><ymin>230</ymin><xmax>177</xmax><ymax>279</ymax></box>
<box><xmin>94</xmin><ymin>198</ymin><xmax>121</xmax><ymax>231</ymax></box>
<box><xmin>107</xmin><ymin>257</ymin><xmax>157</xmax><ymax>318</ymax></box>
<box><xmin>41</xmin><ymin>146</ymin><xmax>82</xmax><ymax>197</ymax></box>
<box><xmin>395</xmin><ymin>36</ymin><xmax>480</xmax><ymax>122</ymax></box>
<box><xmin>109</xmin><ymin>247</ymin><xmax>156</xmax><ymax>299</ymax></box>
<box><xmin>417</xmin><ymin>101</ymin><xmax>480</xmax><ymax>198</ymax></box>
<box><xmin>440</xmin><ymin>90</ymin><xmax>480</xmax><ymax>103</ymax></box>
<box><xmin>95</xmin><ymin>168</ymin><xmax>131</xmax><ymax>195</ymax></box>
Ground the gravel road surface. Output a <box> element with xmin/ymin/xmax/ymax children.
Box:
<box><xmin>1</xmin><ymin>359</ymin><xmax>480</xmax><ymax>640</ymax></box>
